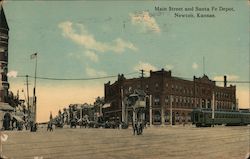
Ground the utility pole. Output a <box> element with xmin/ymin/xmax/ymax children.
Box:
<box><xmin>25</xmin><ymin>75</ymin><xmax>30</xmax><ymax>118</ymax></box>
<box><xmin>140</xmin><ymin>69</ymin><xmax>144</xmax><ymax>89</ymax></box>
<box><xmin>34</xmin><ymin>53</ymin><xmax>37</xmax><ymax>123</ymax></box>
<box><xmin>31</xmin><ymin>52</ymin><xmax>38</xmax><ymax>123</ymax></box>
<box><xmin>149</xmin><ymin>95</ymin><xmax>152</xmax><ymax>127</ymax></box>
<box><xmin>121</xmin><ymin>87</ymin><xmax>125</xmax><ymax>123</ymax></box>
<box><xmin>170</xmin><ymin>95</ymin><xmax>172</xmax><ymax>126</ymax></box>
<box><xmin>140</xmin><ymin>69</ymin><xmax>144</xmax><ymax>78</ymax></box>
<box><xmin>212</xmin><ymin>91</ymin><xmax>215</xmax><ymax>127</ymax></box>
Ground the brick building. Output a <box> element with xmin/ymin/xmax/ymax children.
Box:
<box><xmin>0</xmin><ymin>5</ymin><xmax>9</xmax><ymax>102</ymax></box>
<box><xmin>104</xmin><ymin>69</ymin><xmax>236</xmax><ymax>125</ymax></box>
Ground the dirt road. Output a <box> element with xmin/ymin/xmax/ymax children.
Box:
<box><xmin>1</xmin><ymin>125</ymin><xmax>249</xmax><ymax>159</ymax></box>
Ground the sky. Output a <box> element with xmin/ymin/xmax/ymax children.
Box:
<box><xmin>2</xmin><ymin>0</ymin><xmax>249</xmax><ymax>122</ymax></box>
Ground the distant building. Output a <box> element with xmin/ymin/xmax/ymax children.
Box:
<box><xmin>104</xmin><ymin>69</ymin><xmax>236</xmax><ymax>125</ymax></box>
<box><xmin>68</xmin><ymin>103</ymin><xmax>95</xmax><ymax>121</ymax></box>
<box><xmin>0</xmin><ymin>5</ymin><xmax>9</xmax><ymax>102</ymax></box>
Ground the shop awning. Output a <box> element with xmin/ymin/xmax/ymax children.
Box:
<box><xmin>12</xmin><ymin>115</ymin><xmax>24</xmax><ymax>123</ymax></box>
<box><xmin>102</xmin><ymin>103</ymin><xmax>111</xmax><ymax>108</ymax></box>
<box><xmin>15</xmin><ymin>111</ymin><xmax>28</xmax><ymax>117</ymax></box>
<box><xmin>0</xmin><ymin>102</ymin><xmax>14</xmax><ymax>111</ymax></box>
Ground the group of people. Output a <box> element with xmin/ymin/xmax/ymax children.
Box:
<box><xmin>132</xmin><ymin>121</ymin><xmax>144</xmax><ymax>135</ymax></box>
<box><xmin>2</xmin><ymin>112</ymin><xmax>39</xmax><ymax>132</ymax></box>
<box><xmin>2</xmin><ymin>112</ymin><xmax>24</xmax><ymax>131</ymax></box>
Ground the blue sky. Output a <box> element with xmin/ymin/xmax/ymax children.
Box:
<box><xmin>3</xmin><ymin>0</ymin><xmax>249</xmax><ymax>122</ymax></box>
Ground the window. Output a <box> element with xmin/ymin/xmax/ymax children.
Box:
<box><xmin>0</xmin><ymin>47</ymin><xmax>4</xmax><ymax>53</ymax></box>
<box><xmin>128</xmin><ymin>87</ymin><xmax>133</xmax><ymax>93</ymax></box>
<box><xmin>166</xmin><ymin>83</ymin><xmax>168</xmax><ymax>88</ymax></box>
<box><xmin>124</xmin><ymin>89</ymin><xmax>129</xmax><ymax>94</ymax></box>
<box><xmin>154</xmin><ymin>97</ymin><xmax>160</xmax><ymax>106</ymax></box>
<box><xmin>202</xmin><ymin>88</ymin><xmax>205</xmax><ymax>94</ymax></box>
<box><xmin>165</xmin><ymin>97</ymin><xmax>169</xmax><ymax>105</ymax></box>
<box><xmin>202</xmin><ymin>99</ymin><xmax>206</xmax><ymax>108</ymax></box>
<box><xmin>179</xmin><ymin>86</ymin><xmax>182</xmax><ymax>92</ymax></box>
<box><xmin>155</xmin><ymin>83</ymin><xmax>159</xmax><ymax>90</ymax></box>
<box><xmin>137</xmin><ymin>84</ymin><xmax>140</xmax><ymax>89</ymax></box>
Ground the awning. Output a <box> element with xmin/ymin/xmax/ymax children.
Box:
<box><xmin>12</xmin><ymin>115</ymin><xmax>24</xmax><ymax>123</ymax></box>
<box><xmin>15</xmin><ymin>111</ymin><xmax>28</xmax><ymax>117</ymax></box>
<box><xmin>102</xmin><ymin>103</ymin><xmax>111</xmax><ymax>108</ymax></box>
<box><xmin>0</xmin><ymin>102</ymin><xmax>14</xmax><ymax>111</ymax></box>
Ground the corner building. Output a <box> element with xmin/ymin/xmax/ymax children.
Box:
<box><xmin>104</xmin><ymin>69</ymin><xmax>236</xmax><ymax>125</ymax></box>
<box><xmin>0</xmin><ymin>5</ymin><xmax>9</xmax><ymax>102</ymax></box>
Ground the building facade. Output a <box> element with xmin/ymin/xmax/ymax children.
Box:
<box><xmin>0</xmin><ymin>5</ymin><xmax>9</xmax><ymax>102</ymax></box>
<box><xmin>104</xmin><ymin>69</ymin><xmax>236</xmax><ymax>125</ymax></box>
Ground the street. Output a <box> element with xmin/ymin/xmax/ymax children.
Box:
<box><xmin>1</xmin><ymin>125</ymin><xmax>249</xmax><ymax>159</ymax></box>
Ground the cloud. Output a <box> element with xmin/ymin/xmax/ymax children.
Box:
<box><xmin>67</xmin><ymin>52</ymin><xmax>83</xmax><ymax>60</ymax></box>
<box><xmin>85</xmin><ymin>66</ymin><xmax>107</xmax><ymax>77</ymax></box>
<box><xmin>130</xmin><ymin>11</ymin><xmax>160</xmax><ymax>33</ymax></box>
<box><xmin>85</xmin><ymin>50</ymin><xmax>99</xmax><ymax>63</ymax></box>
<box><xmin>58</xmin><ymin>21</ymin><xmax>137</xmax><ymax>54</ymax></box>
<box><xmin>134</xmin><ymin>61</ymin><xmax>158</xmax><ymax>74</ymax></box>
<box><xmin>165</xmin><ymin>64</ymin><xmax>174</xmax><ymax>70</ymax></box>
<box><xmin>7</xmin><ymin>70</ymin><xmax>18</xmax><ymax>78</ymax></box>
<box><xmin>192</xmin><ymin>62</ymin><xmax>198</xmax><ymax>70</ymax></box>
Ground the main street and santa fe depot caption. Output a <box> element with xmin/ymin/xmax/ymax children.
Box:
<box><xmin>155</xmin><ymin>6</ymin><xmax>235</xmax><ymax>18</ymax></box>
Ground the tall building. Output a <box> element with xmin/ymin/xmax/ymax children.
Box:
<box><xmin>0</xmin><ymin>5</ymin><xmax>9</xmax><ymax>102</ymax></box>
<box><xmin>104</xmin><ymin>69</ymin><xmax>236</xmax><ymax>125</ymax></box>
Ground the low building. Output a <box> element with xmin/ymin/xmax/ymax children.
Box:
<box><xmin>104</xmin><ymin>69</ymin><xmax>236</xmax><ymax>125</ymax></box>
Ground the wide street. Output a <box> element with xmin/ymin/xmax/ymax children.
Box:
<box><xmin>1</xmin><ymin>125</ymin><xmax>249</xmax><ymax>159</ymax></box>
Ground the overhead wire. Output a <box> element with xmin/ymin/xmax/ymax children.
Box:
<box><xmin>16</xmin><ymin>72</ymin><xmax>138</xmax><ymax>81</ymax></box>
<box><xmin>14</xmin><ymin>70</ymin><xmax>250</xmax><ymax>83</ymax></box>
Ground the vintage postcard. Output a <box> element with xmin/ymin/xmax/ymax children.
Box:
<box><xmin>0</xmin><ymin>0</ymin><xmax>249</xmax><ymax>158</ymax></box>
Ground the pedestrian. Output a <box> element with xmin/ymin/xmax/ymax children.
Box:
<box><xmin>132</xmin><ymin>122</ymin><xmax>137</xmax><ymax>135</ymax></box>
<box><xmin>138</xmin><ymin>122</ymin><xmax>143</xmax><ymax>135</ymax></box>
<box><xmin>34</xmin><ymin>123</ymin><xmax>38</xmax><ymax>132</ymax></box>
<box><xmin>47</xmin><ymin>122</ymin><xmax>53</xmax><ymax>131</ymax></box>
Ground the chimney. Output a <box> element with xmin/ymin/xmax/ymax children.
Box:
<box><xmin>224</xmin><ymin>75</ymin><xmax>227</xmax><ymax>87</ymax></box>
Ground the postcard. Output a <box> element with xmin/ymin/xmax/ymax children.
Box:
<box><xmin>0</xmin><ymin>0</ymin><xmax>249</xmax><ymax>159</ymax></box>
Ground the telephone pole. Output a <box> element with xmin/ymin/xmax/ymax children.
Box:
<box><xmin>170</xmin><ymin>95</ymin><xmax>172</xmax><ymax>126</ymax></box>
<box><xmin>140</xmin><ymin>69</ymin><xmax>144</xmax><ymax>89</ymax></box>
<box><xmin>31</xmin><ymin>52</ymin><xmax>38</xmax><ymax>123</ymax></box>
<box><xmin>25</xmin><ymin>75</ymin><xmax>30</xmax><ymax>118</ymax></box>
<box><xmin>140</xmin><ymin>69</ymin><xmax>144</xmax><ymax>78</ymax></box>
